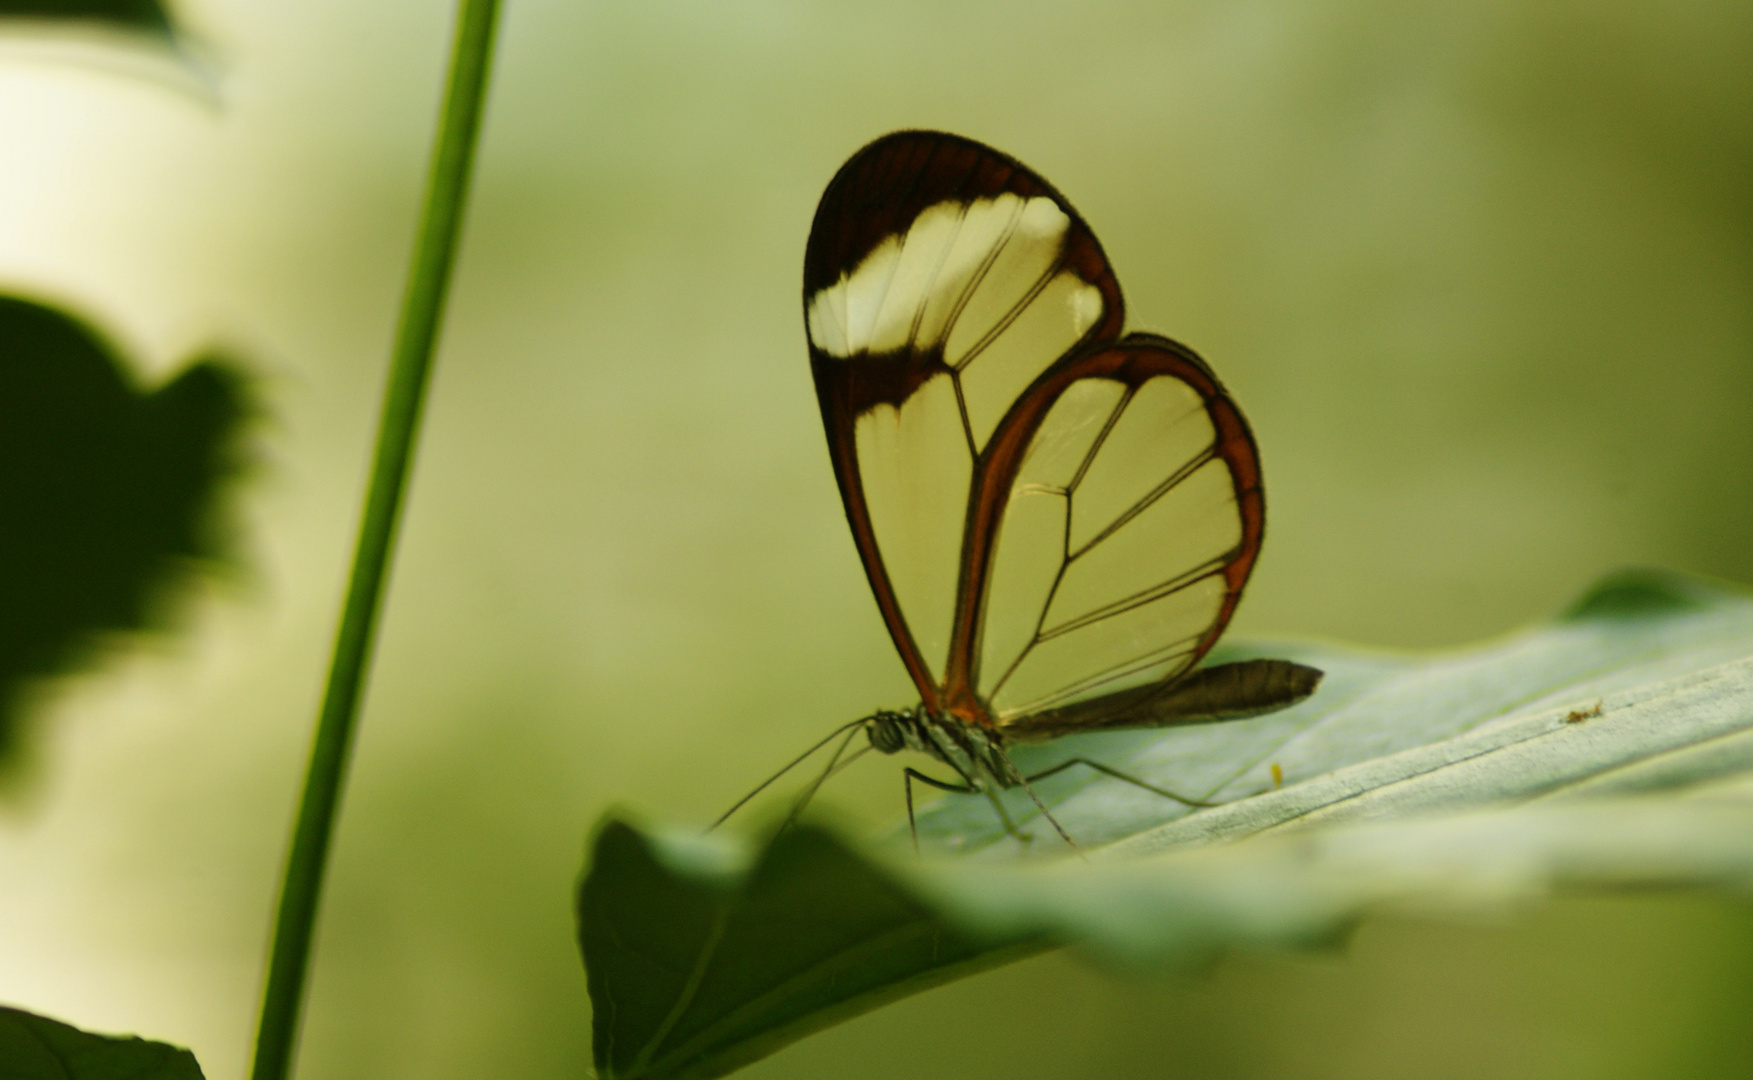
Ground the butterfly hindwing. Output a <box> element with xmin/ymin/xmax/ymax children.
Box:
<box><xmin>960</xmin><ymin>334</ymin><xmax>1265</xmax><ymax>724</ymax></box>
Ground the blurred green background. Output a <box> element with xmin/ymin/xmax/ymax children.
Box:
<box><xmin>2</xmin><ymin>0</ymin><xmax>1751</xmax><ymax>1077</ymax></box>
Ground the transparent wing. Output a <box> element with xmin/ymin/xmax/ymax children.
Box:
<box><xmin>805</xmin><ymin>131</ymin><xmax>1123</xmax><ymax>711</ymax></box>
<box><xmin>962</xmin><ymin>335</ymin><xmax>1265</xmax><ymax>725</ymax></box>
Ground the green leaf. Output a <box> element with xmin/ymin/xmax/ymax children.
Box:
<box><xmin>0</xmin><ymin>0</ymin><xmax>170</xmax><ymax>38</ymax></box>
<box><xmin>579</xmin><ymin>569</ymin><xmax>1753</xmax><ymax>1080</ymax></box>
<box><xmin>0</xmin><ymin>294</ymin><xmax>252</xmax><ymax>774</ymax></box>
<box><xmin>579</xmin><ymin>819</ymin><xmax>1042</xmax><ymax>1080</ymax></box>
<box><xmin>912</xmin><ymin>568</ymin><xmax>1753</xmax><ymax>854</ymax></box>
<box><xmin>0</xmin><ymin>1005</ymin><xmax>204</xmax><ymax>1079</ymax></box>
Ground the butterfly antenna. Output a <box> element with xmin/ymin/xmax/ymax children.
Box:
<box><xmin>708</xmin><ymin>717</ymin><xmax>868</xmax><ymax>832</ymax></box>
<box><xmin>777</xmin><ymin>723</ymin><xmax>865</xmax><ymax>834</ymax></box>
<box><xmin>823</xmin><ymin>742</ymin><xmax>873</xmax><ymax>783</ymax></box>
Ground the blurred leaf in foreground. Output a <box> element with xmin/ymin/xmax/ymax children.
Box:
<box><xmin>0</xmin><ymin>0</ymin><xmax>169</xmax><ymax>37</ymax></box>
<box><xmin>579</xmin><ymin>569</ymin><xmax>1753</xmax><ymax>1080</ymax></box>
<box><xmin>0</xmin><ymin>1005</ymin><xmax>204</xmax><ymax>1079</ymax></box>
<box><xmin>580</xmin><ymin>818</ymin><xmax>1042</xmax><ymax>1080</ymax></box>
<box><xmin>0</xmin><ymin>294</ymin><xmax>252</xmax><ymax>774</ymax></box>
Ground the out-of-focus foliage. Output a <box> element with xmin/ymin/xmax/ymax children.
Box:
<box><xmin>0</xmin><ymin>1005</ymin><xmax>204</xmax><ymax>1079</ymax></box>
<box><xmin>2</xmin><ymin>2</ymin><xmax>1752</xmax><ymax>1079</ymax></box>
<box><xmin>581</xmin><ymin>822</ymin><xmax>1037</xmax><ymax>1080</ymax></box>
<box><xmin>0</xmin><ymin>296</ymin><xmax>250</xmax><ymax>775</ymax></box>
<box><xmin>582</xmin><ymin>571</ymin><xmax>1753</xmax><ymax>1080</ymax></box>
<box><xmin>0</xmin><ymin>0</ymin><xmax>169</xmax><ymax>37</ymax></box>
<box><xmin>915</xmin><ymin>569</ymin><xmax>1753</xmax><ymax>852</ymax></box>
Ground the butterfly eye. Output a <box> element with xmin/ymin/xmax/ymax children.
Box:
<box><xmin>866</xmin><ymin>714</ymin><xmax>907</xmax><ymax>754</ymax></box>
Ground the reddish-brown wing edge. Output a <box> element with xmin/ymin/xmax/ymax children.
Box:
<box><xmin>938</xmin><ymin>333</ymin><xmax>1266</xmax><ymax>728</ymax></box>
<box><xmin>805</xmin><ymin>131</ymin><xmax>1125</xmax><ymax>712</ymax></box>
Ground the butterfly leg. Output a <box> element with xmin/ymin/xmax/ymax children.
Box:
<box><xmin>979</xmin><ymin>785</ymin><xmax>1036</xmax><ymax>848</ymax></box>
<box><xmin>902</xmin><ymin>765</ymin><xmax>1049</xmax><ymax>851</ymax></box>
<box><xmin>990</xmin><ymin>745</ymin><xmax>1080</xmax><ymax>852</ymax></box>
<box><xmin>902</xmin><ymin>768</ymin><xmax>980</xmax><ymax>853</ymax></box>
<box><xmin>1023</xmin><ymin>758</ymin><xmax>1216</xmax><ymax>808</ymax></box>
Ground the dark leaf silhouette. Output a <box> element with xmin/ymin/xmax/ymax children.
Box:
<box><xmin>0</xmin><ymin>295</ymin><xmax>251</xmax><ymax>772</ymax></box>
<box><xmin>0</xmin><ymin>0</ymin><xmax>170</xmax><ymax>36</ymax></box>
<box><xmin>0</xmin><ymin>1005</ymin><xmax>204</xmax><ymax>1079</ymax></box>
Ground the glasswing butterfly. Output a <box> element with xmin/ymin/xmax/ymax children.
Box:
<box><xmin>719</xmin><ymin>131</ymin><xmax>1322</xmax><ymax>849</ymax></box>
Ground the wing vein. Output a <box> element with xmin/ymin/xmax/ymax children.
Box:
<box><xmin>951</xmin><ymin>251</ymin><xmax>1068</xmax><ymax>372</ymax></box>
<box><xmin>1065</xmin><ymin>385</ymin><xmax>1134</xmax><ymax>494</ymax></box>
<box><xmin>1039</xmin><ymin>557</ymin><xmax>1232</xmax><ymax>641</ymax></box>
<box><xmin>981</xmin><ymin>387</ymin><xmax>1135</xmax><ymax>703</ymax></box>
<box><xmin>906</xmin><ymin>202</ymin><xmax>971</xmax><ymax>351</ymax></box>
<box><xmin>981</xmin><ymin>489</ymin><xmax>1072</xmax><ymax>702</ymax></box>
<box><xmin>998</xmin><ymin>635</ymin><xmax>1205</xmax><ymax>720</ymax></box>
<box><xmin>1067</xmin><ymin>442</ymin><xmax>1220</xmax><ymax>563</ymax></box>
<box><xmin>937</xmin><ymin>197</ymin><xmax>1027</xmax><ymax>365</ymax></box>
<box><xmin>859</xmin><ymin>227</ymin><xmax>909</xmax><ymax>353</ymax></box>
<box><xmin>952</xmin><ymin>375</ymin><xmax>977</xmax><ymax>459</ymax></box>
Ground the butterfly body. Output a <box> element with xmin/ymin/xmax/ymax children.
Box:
<box><xmin>864</xmin><ymin>707</ymin><xmax>1012</xmax><ymax>788</ymax></box>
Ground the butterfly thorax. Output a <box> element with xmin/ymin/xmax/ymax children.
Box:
<box><xmin>863</xmin><ymin>706</ymin><xmax>1015</xmax><ymax>789</ymax></box>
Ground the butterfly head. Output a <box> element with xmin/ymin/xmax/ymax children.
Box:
<box><xmin>862</xmin><ymin>708</ymin><xmax>918</xmax><ymax>755</ymax></box>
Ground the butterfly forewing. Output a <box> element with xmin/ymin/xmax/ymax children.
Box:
<box><xmin>804</xmin><ymin>131</ymin><xmax>1262</xmax><ymax>731</ymax></box>
<box><xmin>805</xmin><ymin>132</ymin><xmax>1123</xmax><ymax>708</ymax></box>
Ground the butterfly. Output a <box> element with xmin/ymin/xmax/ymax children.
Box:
<box><xmin>720</xmin><ymin>131</ymin><xmax>1322</xmax><ymax>849</ymax></box>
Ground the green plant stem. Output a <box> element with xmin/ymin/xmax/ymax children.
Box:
<box><xmin>248</xmin><ymin>2</ymin><xmax>502</xmax><ymax>1078</ymax></box>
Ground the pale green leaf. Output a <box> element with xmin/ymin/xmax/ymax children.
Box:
<box><xmin>579</xmin><ymin>570</ymin><xmax>1753</xmax><ymax>1080</ymax></box>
